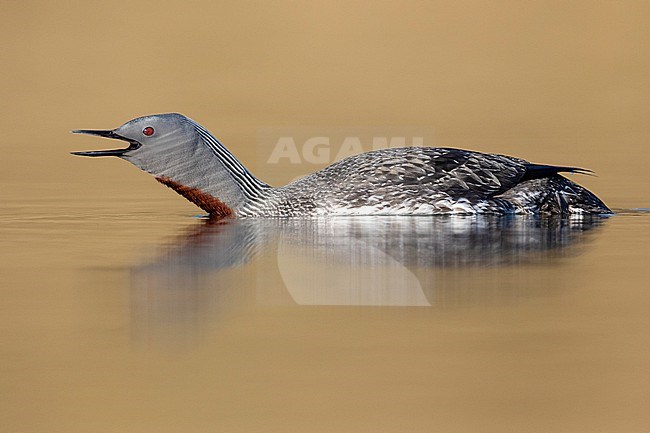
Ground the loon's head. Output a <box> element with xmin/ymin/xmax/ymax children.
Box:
<box><xmin>71</xmin><ymin>113</ymin><xmax>199</xmax><ymax>176</ymax></box>
<box><xmin>71</xmin><ymin>113</ymin><xmax>266</xmax><ymax>218</ymax></box>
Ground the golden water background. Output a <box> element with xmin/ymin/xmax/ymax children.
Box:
<box><xmin>1</xmin><ymin>2</ymin><xmax>649</xmax><ymax>432</ymax></box>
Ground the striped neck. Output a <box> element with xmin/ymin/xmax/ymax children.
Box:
<box><xmin>138</xmin><ymin>118</ymin><xmax>270</xmax><ymax>215</ymax></box>
<box><xmin>191</xmin><ymin>120</ymin><xmax>269</xmax><ymax>201</ymax></box>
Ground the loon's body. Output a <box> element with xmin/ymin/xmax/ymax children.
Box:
<box><xmin>72</xmin><ymin>113</ymin><xmax>611</xmax><ymax>217</ymax></box>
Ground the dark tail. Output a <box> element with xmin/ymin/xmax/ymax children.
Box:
<box><xmin>538</xmin><ymin>176</ymin><xmax>612</xmax><ymax>214</ymax></box>
<box><xmin>499</xmin><ymin>169</ymin><xmax>612</xmax><ymax>215</ymax></box>
<box><xmin>521</xmin><ymin>163</ymin><xmax>595</xmax><ymax>182</ymax></box>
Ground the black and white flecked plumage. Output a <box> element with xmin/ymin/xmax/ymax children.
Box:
<box><xmin>72</xmin><ymin>113</ymin><xmax>611</xmax><ymax>217</ymax></box>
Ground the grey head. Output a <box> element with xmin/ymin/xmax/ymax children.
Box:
<box><xmin>72</xmin><ymin>113</ymin><xmax>200</xmax><ymax>175</ymax></box>
<box><xmin>72</xmin><ymin>113</ymin><xmax>268</xmax><ymax>216</ymax></box>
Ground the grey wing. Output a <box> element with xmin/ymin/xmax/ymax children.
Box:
<box><xmin>301</xmin><ymin>147</ymin><xmax>528</xmax><ymax>200</ymax></box>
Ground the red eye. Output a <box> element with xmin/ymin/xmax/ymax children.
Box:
<box><xmin>142</xmin><ymin>126</ymin><xmax>154</xmax><ymax>136</ymax></box>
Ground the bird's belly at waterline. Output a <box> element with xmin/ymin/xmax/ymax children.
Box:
<box><xmin>238</xmin><ymin>175</ymin><xmax>611</xmax><ymax>217</ymax></box>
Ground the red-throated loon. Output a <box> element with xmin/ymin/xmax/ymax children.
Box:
<box><xmin>71</xmin><ymin>113</ymin><xmax>611</xmax><ymax>217</ymax></box>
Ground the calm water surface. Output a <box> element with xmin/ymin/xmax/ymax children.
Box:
<box><xmin>1</xmin><ymin>185</ymin><xmax>649</xmax><ymax>432</ymax></box>
<box><xmin>2</xmin><ymin>1</ymin><xmax>649</xmax><ymax>431</ymax></box>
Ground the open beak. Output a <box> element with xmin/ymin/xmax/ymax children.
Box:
<box><xmin>71</xmin><ymin>129</ymin><xmax>141</xmax><ymax>157</ymax></box>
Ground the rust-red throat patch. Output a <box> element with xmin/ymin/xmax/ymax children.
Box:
<box><xmin>156</xmin><ymin>177</ymin><xmax>233</xmax><ymax>218</ymax></box>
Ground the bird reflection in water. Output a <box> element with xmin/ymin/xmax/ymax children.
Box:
<box><xmin>129</xmin><ymin>215</ymin><xmax>607</xmax><ymax>344</ymax></box>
